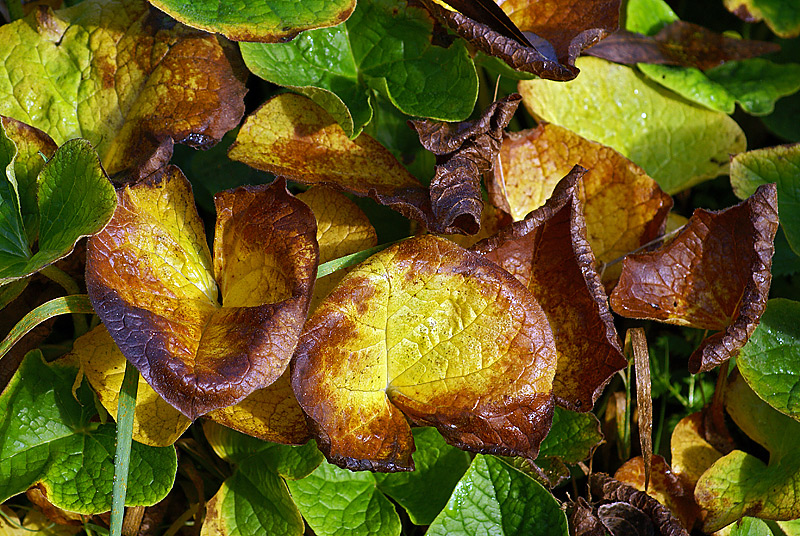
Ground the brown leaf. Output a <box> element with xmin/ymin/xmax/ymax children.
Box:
<box><xmin>409</xmin><ymin>94</ymin><xmax>521</xmax><ymax>234</ymax></box>
<box><xmin>487</xmin><ymin>122</ymin><xmax>672</xmax><ymax>286</ymax></box>
<box><xmin>627</xmin><ymin>328</ymin><xmax>653</xmax><ymax>491</ymax></box>
<box><xmin>585</xmin><ymin>21</ymin><xmax>779</xmax><ymax>70</ymax></box>
<box><xmin>590</xmin><ymin>473</ymin><xmax>690</xmax><ymax>536</ymax></box>
<box><xmin>420</xmin><ymin>0</ymin><xmax>579</xmax><ymax>80</ymax></box>
<box><xmin>610</xmin><ymin>184</ymin><xmax>778</xmax><ymax>373</ymax></box>
<box><xmin>473</xmin><ymin>168</ymin><xmax>627</xmax><ymax>411</ymax></box>
<box><xmin>292</xmin><ymin>235</ymin><xmax>556</xmax><ymax>471</ymax></box>
<box><xmin>86</xmin><ymin>171</ymin><xmax>318</xmax><ymax>419</ymax></box>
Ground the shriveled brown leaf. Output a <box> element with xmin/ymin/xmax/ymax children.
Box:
<box><xmin>409</xmin><ymin>94</ymin><xmax>521</xmax><ymax>234</ymax></box>
<box><xmin>473</xmin><ymin>168</ymin><xmax>627</xmax><ymax>411</ymax></box>
<box><xmin>488</xmin><ymin>123</ymin><xmax>672</xmax><ymax>286</ymax></box>
<box><xmin>627</xmin><ymin>328</ymin><xmax>653</xmax><ymax>491</ymax></box>
<box><xmin>585</xmin><ymin>21</ymin><xmax>779</xmax><ymax>70</ymax></box>
<box><xmin>610</xmin><ymin>184</ymin><xmax>778</xmax><ymax>373</ymax></box>
<box><xmin>568</xmin><ymin>497</ymin><xmax>608</xmax><ymax>536</ymax></box>
<box><xmin>615</xmin><ymin>455</ymin><xmax>701</xmax><ymax>531</ymax></box>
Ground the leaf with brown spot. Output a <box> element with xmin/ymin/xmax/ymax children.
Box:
<box><xmin>585</xmin><ymin>21</ymin><xmax>779</xmax><ymax>70</ymax></box>
<box><xmin>488</xmin><ymin>122</ymin><xmax>672</xmax><ymax>285</ymax></box>
<box><xmin>473</xmin><ymin>168</ymin><xmax>627</xmax><ymax>412</ymax></box>
<box><xmin>615</xmin><ymin>455</ymin><xmax>700</xmax><ymax>531</ymax></box>
<box><xmin>610</xmin><ymin>184</ymin><xmax>778</xmax><ymax>373</ymax></box>
<box><xmin>86</xmin><ymin>170</ymin><xmax>318</xmax><ymax>420</ymax></box>
<box><xmin>421</xmin><ymin>0</ymin><xmax>620</xmax><ymax>80</ymax></box>
<box><xmin>0</xmin><ymin>0</ymin><xmax>246</xmax><ymax>175</ymax></box>
<box><xmin>292</xmin><ymin>235</ymin><xmax>556</xmax><ymax>471</ymax></box>
<box><xmin>409</xmin><ymin>94</ymin><xmax>521</xmax><ymax>234</ymax></box>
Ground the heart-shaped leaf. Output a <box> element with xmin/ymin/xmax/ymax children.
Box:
<box><xmin>146</xmin><ymin>0</ymin><xmax>355</xmax><ymax>42</ymax></box>
<box><xmin>0</xmin><ymin>120</ymin><xmax>116</xmax><ymax>284</ymax></box>
<box><xmin>240</xmin><ymin>0</ymin><xmax>478</xmax><ymax>138</ymax></box>
<box><xmin>610</xmin><ymin>184</ymin><xmax>778</xmax><ymax>373</ymax></box>
<box><xmin>86</xmin><ymin>169</ymin><xmax>318</xmax><ymax>419</ymax></box>
<box><xmin>474</xmin><ymin>170</ymin><xmax>627</xmax><ymax>411</ymax></box>
<box><xmin>0</xmin><ymin>351</ymin><xmax>177</xmax><ymax>513</ymax></box>
<box><xmin>292</xmin><ymin>234</ymin><xmax>556</xmax><ymax>471</ymax></box>
<box><xmin>0</xmin><ymin>0</ymin><xmax>246</xmax><ymax>174</ymax></box>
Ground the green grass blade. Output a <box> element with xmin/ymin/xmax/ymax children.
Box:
<box><xmin>109</xmin><ymin>360</ymin><xmax>139</xmax><ymax>536</ymax></box>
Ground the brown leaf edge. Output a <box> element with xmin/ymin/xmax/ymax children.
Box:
<box><xmin>409</xmin><ymin>94</ymin><xmax>522</xmax><ymax>235</ymax></box>
<box><xmin>419</xmin><ymin>0</ymin><xmax>579</xmax><ymax>81</ymax></box>
<box><xmin>473</xmin><ymin>167</ymin><xmax>627</xmax><ymax>411</ymax></box>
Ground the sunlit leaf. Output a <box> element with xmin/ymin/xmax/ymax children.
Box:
<box><xmin>146</xmin><ymin>0</ymin><xmax>355</xmax><ymax>42</ymax></box>
<box><xmin>0</xmin><ymin>506</ymin><xmax>80</xmax><ymax>536</ymax></box>
<box><xmin>696</xmin><ymin>371</ymin><xmax>800</xmax><ymax>531</ymax></box>
<box><xmin>610</xmin><ymin>184</ymin><xmax>778</xmax><ymax>373</ymax></box>
<box><xmin>286</xmin><ymin>460</ymin><xmax>402</xmax><ymax>536</ymax></box>
<box><xmin>519</xmin><ymin>56</ymin><xmax>747</xmax><ymax>193</ymax></box>
<box><xmin>670</xmin><ymin>412</ymin><xmax>723</xmax><ymax>489</ymax></box>
<box><xmin>0</xmin><ymin>351</ymin><xmax>177</xmax><ymax>513</ymax></box>
<box><xmin>474</xmin><ymin>170</ymin><xmax>627</xmax><ymax>411</ymax></box>
<box><xmin>426</xmin><ymin>455</ymin><xmax>569</xmax><ymax>535</ymax></box>
<box><xmin>292</xmin><ymin>235</ymin><xmax>556</xmax><ymax>471</ymax></box>
<box><xmin>730</xmin><ymin>143</ymin><xmax>800</xmax><ymax>255</ymax></box>
<box><xmin>586</xmin><ymin>21</ymin><xmax>778</xmax><ymax>70</ymax></box>
<box><xmin>86</xmin><ymin>169</ymin><xmax>318</xmax><ymax>419</ymax></box>
<box><xmin>71</xmin><ymin>325</ymin><xmax>191</xmax><ymax>447</ymax></box>
<box><xmin>240</xmin><ymin>0</ymin><xmax>477</xmax><ymax>138</ymax></box>
<box><xmin>723</xmin><ymin>0</ymin><xmax>800</xmax><ymax>38</ymax></box>
<box><xmin>201</xmin><ymin>422</ymin><xmax>323</xmax><ymax>536</ymax></box>
<box><xmin>737</xmin><ymin>299</ymin><xmax>800</xmax><ymax>421</ymax></box>
<box><xmin>374</xmin><ymin>427</ymin><xmax>471</xmax><ymax>525</ymax></box>
<box><xmin>0</xmin><ymin>0</ymin><xmax>246</xmax><ymax>174</ymax></box>
<box><xmin>488</xmin><ymin>122</ymin><xmax>672</xmax><ymax>284</ymax></box>
<box><xmin>409</xmin><ymin>94</ymin><xmax>521</xmax><ymax>234</ymax></box>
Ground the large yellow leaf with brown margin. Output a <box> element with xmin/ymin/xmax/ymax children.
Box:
<box><xmin>610</xmin><ymin>184</ymin><xmax>778</xmax><ymax>373</ymax></box>
<box><xmin>292</xmin><ymin>235</ymin><xmax>556</xmax><ymax>471</ymax></box>
<box><xmin>205</xmin><ymin>186</ymin><xmax>376</xmax><ymax>445</ymax></box>
<box><xmin>86</xmin><ymin>169</ymin><xmax>318</xmax><ymax>420</ymax></box>
<box><xmin>488</xmin><ymin>122</ymin><xmax>672</xmax><ymax>284</ymax></box>
<box><xmin>473</xmin><ymin>168</ymin><xmax>627</xmax><ymax>412</ymax></box>
<box><xmin>70</xmin><ymin>325</ymin><xmax>190</xmax><ymax>447</ymax></box>
<box><xmin>0</xmin><ymin>0</ymin><xmax>246</xmax><ymax>175</ymax></box>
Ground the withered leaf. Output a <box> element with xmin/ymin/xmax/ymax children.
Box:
<box><xmin>473</xmin><ymin>168</ymin><xmax>627</xmax><ymax>411</ymax></box>
<box><xmin>488</xmin><ymin>122</ymin><xmax>672</xmax><ymax>285</ymax></box>
<box><xmin>610</xmin><ymin>184</ymin><xmax>778</xmax><ymax>373</ymax></box>
<box><xmin>628</xmin><ymin>328</ymin><xmax>653</xmax><ymax>491</ymax></box>
<box><xmin>292</xmin><ymin>235</ymin><xmax>556</xmax><ymax>472</ymax></box>
<box><xmin>409</xmin><ymin>94</ymin><xmax>521</xmax><ymax>234</ymax></box>
<box><xmin>86</xmin><ymin>170</ymin><xmax>318</xmax><ymax>419</ymax></box>
<box><xmin>585</xmin><ymin>21</ymin><xmax>779</xmax><ymax>70</ymax></box>
<box><xmin>598</xmin><ymin>502</ymin><xmax>656</xmax><ymax>536</ymax></box>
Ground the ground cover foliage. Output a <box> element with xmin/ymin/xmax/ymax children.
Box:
<box><xmin>0</xmin><ymin>0</ymin><xmax>799</xmax><ymax>534</ymax></box>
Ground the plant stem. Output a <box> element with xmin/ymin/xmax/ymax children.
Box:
<box><xmin>40</xmin><ymin>265</ymin><xmax>89</xmax><ymax>337</ymax></box>
<box><xmin>109</xmin><ymin>361</ymin><xmax>139</xmax><ymax>536</ymax></box>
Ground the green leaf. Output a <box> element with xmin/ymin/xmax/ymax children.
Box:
<box><xmin>240</xmin><ymin>0</ymin><xmax>478</xmax><ymax>138</ymax></box>
<box><xmin>374</xmin><ymin>427</ymin><xmax>471</xmax><ymax>525</ymax></box>
<box><xmin>695</xmin><ymin>372</ymin><xmax>800</xmax><ymax>531</ymax></box>
<box><xmin>0</xmin><ymin>126</ymin><xmax>28</xmax><ymax>261</ymax></box>
<box><xmin>0</xmin><ymin>136</ymin><xmax>116</xmax><ymax>285</ymax></box>
<box><xmin>730</xmin><ymin>517</ymin><xmax>773</xmax><ymax>536</ymax></box>
<box><xmin>624</xmin><ymin>0</ymin><xmax>678</xmax><ymax>34</ymax></box>
<box><xmin>0</xmin><ymin>351</ymin><xmax>177</xmax><ymax>513</ymax></box>
<box><xmin>705</xmin><ymin>59</ymin><xmax>800</xmax><ymax>116</ymax></box>
<box><xmin>539</xmin><ymin>407</ymin><xmax>603</xmax><ymax>462</ymax></box>
<box><xmin>426</xmin><ymin>455</ymin><xmax>569</xmax><ymax>536</ymax></box>
<box><xmin>737</xmin><ymin>299</ymin><xmax>800</xmax><ymax>421</ymax></box>
<box><xmin>730</xmin><ymin>143</ymin><xmax>800</xmax><ymax>255</ymax></box>
<box><xmin>723</xmin><ymin>0</ymin><xmax>800</xmax><ymax>39</ymax></box>
<box><xmin>146</xmin><ymin>0</ymin><xmax>355</xmax><ymax>42</ymax></box>
<box><xmin>763</xmin><ymin>92</ymin><xmax>800</xmax><ymax>142</ymax></box>
<box><xmin>637</xmin><ymin>63</ymin><xmax>737</xmax><ymax>113</ymax></box>
<box><xmin>518</xmin><ymin>56</ymin><xmax>746</xmax><ymax>194</ymax></box>
<box><xmin>201</xmin><ymin>422</ymin><xmax>323</xmax><ymax>536</ymax></box>
<box><xmin>286</xmin><ymin>461</ymin><xmax>401</xmax><ymax>536</ymax></box>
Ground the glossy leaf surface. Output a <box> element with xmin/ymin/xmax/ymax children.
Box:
<box><xmin>519</xmin><ymin>56</ymin><xmax>746</xmax><ymax>193</ymax></box>
<box><xmin>0</xmin><ymin>0</ymin><xmax>246</xmax><ymax>175</ymax></box>
<box><xmin>86</xmin><ymin>170</ymin><xmax>318</xmax><ymax>419</ymax></box>
<box><xmin>292</xmin><ymin>235</ymin><xmax>556</xmax><ymax>471</ymax></box>
<box><xmin>611</xmin><ymin>184</ymin><xmax>778</xmax><ymax>373</ymax></box>
<box><xmin>474</xmin><ymin>171</ymin><xmax>627</xmax><ymax>411</ymax></box>
<box><xmin>240</xmin><ymin>0</ymin><xmax>477</xmax><ymax>138</ymax></box>
<box><xmin>426</xmin><ymin>455</ymin><xmax>569</xmax><ymax>535</ymax></box>
<box><xmin>147</xmin><ymin>0</ymin><xmax>355</xmax><ymax>42</ymax></box>
<box><xmin>0</xmin><ymin>351</ymin><xmax>177</xmax><ymax>513</ymax></box>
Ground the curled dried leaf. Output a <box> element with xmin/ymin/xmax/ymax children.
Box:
<box><xmin>473</xmin><ymin>168</ymin><xmax>627</xmax><ymax>411</ymax></box>
<box><xmin>610</xmin><ymin>184</ymin><xmax>778</xmax><ymax>373</ymax></box>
